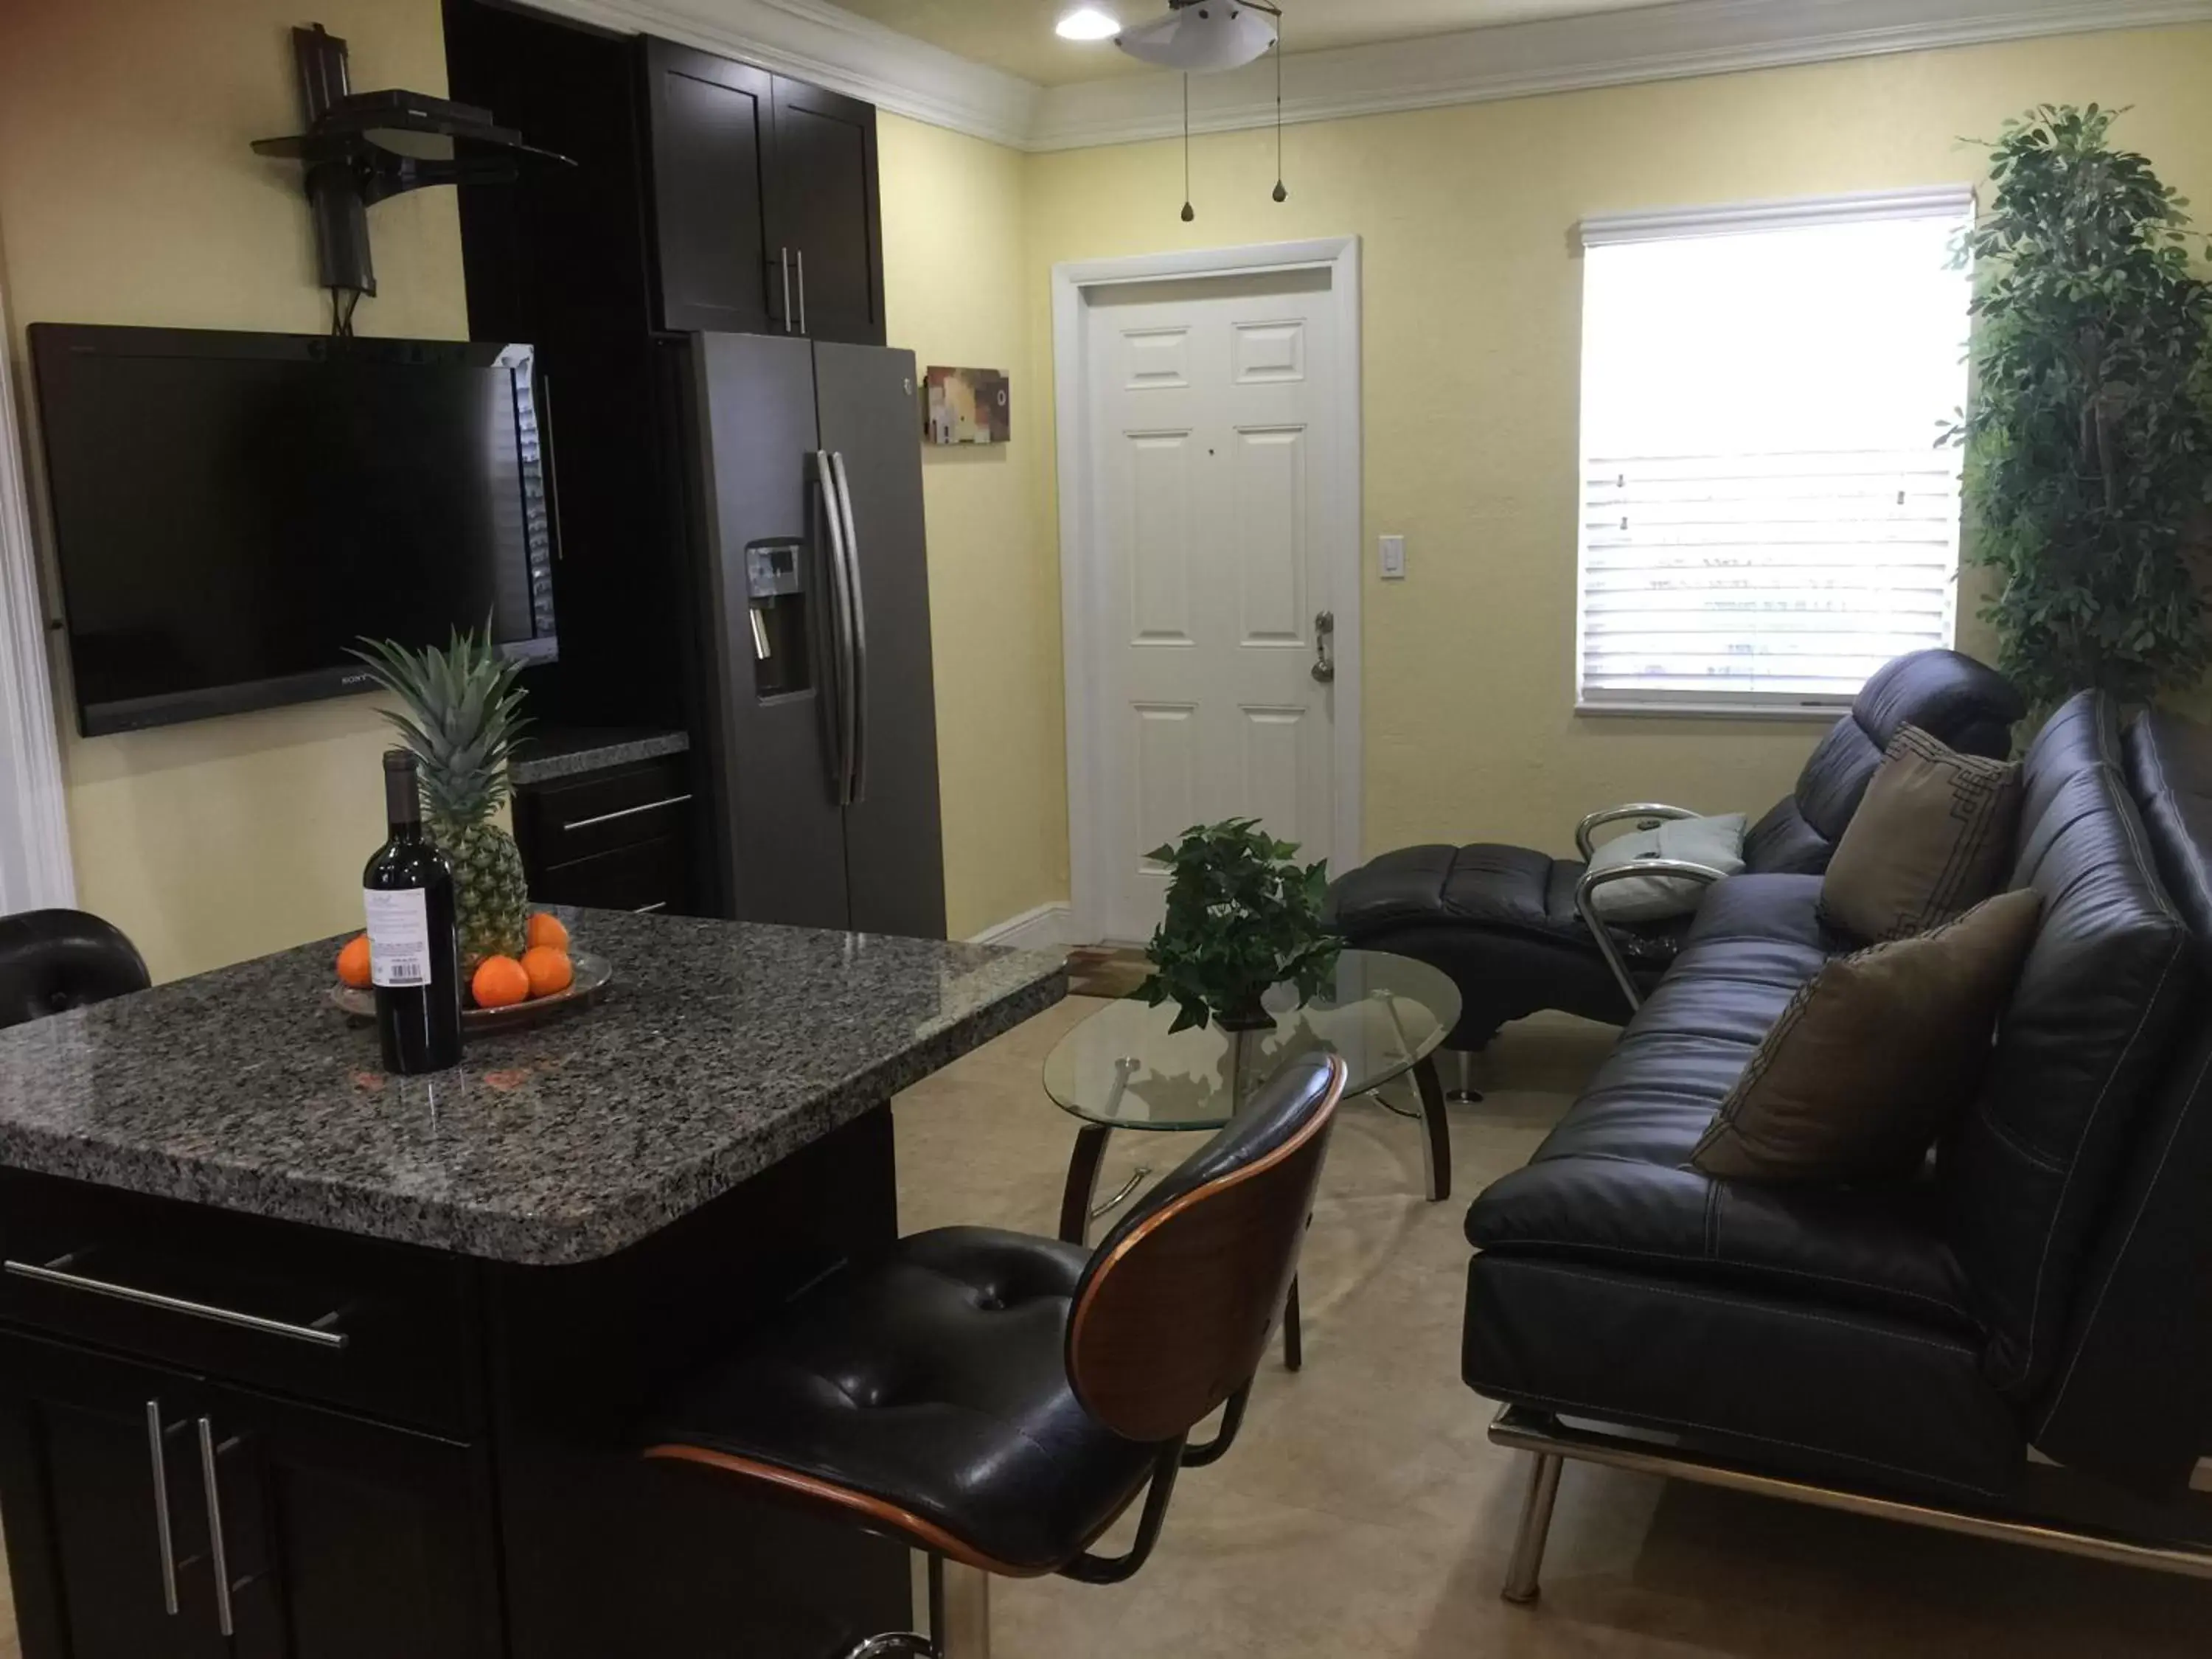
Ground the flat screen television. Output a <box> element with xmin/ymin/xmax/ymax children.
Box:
<box><xmin>29</xmin><ymin>324</ymin><xmax>560</xmax><ymax>736</ymax></box>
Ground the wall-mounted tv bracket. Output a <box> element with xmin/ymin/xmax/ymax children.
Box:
<box><xmin>252</xmin><ymin>24</ymin><xmax>568</xmax><ymax>326</ymax></box>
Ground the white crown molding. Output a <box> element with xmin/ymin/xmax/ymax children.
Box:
<box><xmin>523</xmin><ymin>0</ymin><xmax>1041</xmax><ymax>150</ymax></box>
<box><xmin>1032</xmin><ymin>0</ymin><xmax>2212</xmax><ymax>151</ymax></box>
<box><xmin>512</xmin><ymin>0</ymin><xmax>2211</xmax><ymax>153</ymax></box>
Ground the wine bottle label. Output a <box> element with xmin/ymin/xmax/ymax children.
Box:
<box><xmin>364</xmin><ymin>888</ymin><xmax>434</xmax><ymax>989</ymax></box>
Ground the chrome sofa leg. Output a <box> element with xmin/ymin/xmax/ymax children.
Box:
<box><xmin>1447</xmin><ymin>1048</ymin><xmax>1483</xmax><ymax>1105</ymax></box>
<box><xmin>1503</xmin><ymin>1452</ymin><xmax>1564</xmax><ymax>1605</ymax></box>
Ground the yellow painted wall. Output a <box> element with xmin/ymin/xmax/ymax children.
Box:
<box><xmin>0</xmin><ymin>0</ymin><xmax>466</xmax><ymax>982</ymax></box>
<box><xmin>1023</xmin><ymin>24</ymin><xmax>2212</xmax><ymax>862</ymax></box>
<box><xmin>878</xmin><ymin>114</ymin><xmax>1068</xmax><ymax>939</ymax></box>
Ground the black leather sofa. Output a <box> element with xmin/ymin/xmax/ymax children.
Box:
<box><xmin>1463</xmin><ymin>693</ymin><xmax>2212</xmax><ymax>1595</ymax></box>
<box><xmin>1326</xmin><ymin>650</ymin><xmax>2023</xmax><ymax>1052</ymax></box>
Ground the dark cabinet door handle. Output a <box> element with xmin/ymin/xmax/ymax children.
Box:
<box><xmin>197</xmin><ymin>1419</ymin><xmax>235</xmax><ymax>1638</ymax></box>
<box><xmin>144</xmin><ymin>1400</ymin><xmax>180</xmax><ymax>1616</ymax></box>
<box><xmin>797</xmin><ymin>248</ymin><xmax>807</xmax><ymax>335</ymax></box>
<box><xmin>780</xmin><ymin>248</ymin><xmax>793</xmax><ymax>333</ymax></box>
<box><xmin>4</xmin><ymin>1256</ymin><xmax>349</xmax><ymax>1349</ymax></box>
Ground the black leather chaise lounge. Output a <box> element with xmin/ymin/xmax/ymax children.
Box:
<box><xmin>1464</xmin><ymin>695</ymin><xmax>2212</xmax><ymax>1597</ymax></box>
<box><xmin>1325</xmin><ymin>650</ymin><xmax>2024</xmax><ymax>1061</ymax></box>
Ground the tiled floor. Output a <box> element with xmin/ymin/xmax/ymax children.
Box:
<box><xmin>892</xmin><ymin>998</ymin><xmax>2212</xmax><ymax>1659</ymax></box>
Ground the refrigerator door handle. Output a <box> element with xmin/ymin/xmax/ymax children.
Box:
<box><xmin>830</xmin><ymin>451</ymin><xmax>869</xmax><ymax>807</ymax></box>
<box><xmin>815</xmin><ymin>450</ymin><xmax>859</xmax><ymax>806</ymax></box>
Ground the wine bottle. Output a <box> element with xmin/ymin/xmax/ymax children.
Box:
<box><xmin>363</xmin><ymin>750</ymin><xmax>463</xmax><ymax>1074</ymax></box>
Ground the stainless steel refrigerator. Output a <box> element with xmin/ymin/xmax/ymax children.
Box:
<box><xmin>678</xmin><ymin>333</ymin><xmax>946</xmax><ymax>939</ymax></box>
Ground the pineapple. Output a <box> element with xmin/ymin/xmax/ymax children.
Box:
<box><xmin>352</xmin><ymin>627</ymin><xmax>532</xmax><ymax>972</ymax></box>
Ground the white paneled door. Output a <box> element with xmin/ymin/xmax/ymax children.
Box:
<box><xmin>1084</xmin><ymin>268</ymin><xmax>1343</xmax><ymax>944</ymax></box>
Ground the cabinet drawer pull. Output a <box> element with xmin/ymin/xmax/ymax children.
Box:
<box><xmin>4</xmin><ymin>1256</ymin><xmax>349</xmax><ymax>1350</ymax></box>
<box><xmin>145</xmin><ymin>1400</ymin><xmax>180</xmax><ymax>1615</ymax></box>
<box><xmin>633</xmin><ymin>901</ymin><xmax>669</xmax><ymax>914</ymax></box>
<box><xmin>559</xmin><ymin>793</ymin><xmax>692</xmax><ymax>834</ymax></box>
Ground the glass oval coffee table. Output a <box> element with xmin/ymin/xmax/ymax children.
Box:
<box><xmin>1044</xmin><ymin>950</ymin><xmax>1464</xmax><ymax>1242</ymax></box>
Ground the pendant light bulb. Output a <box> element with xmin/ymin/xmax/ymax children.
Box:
<box><xmin>1182</xmin><ymin>202</ymin><xmax>1196</xmax><ymax>223</ymax></box>
<box><xmin>1055</xmin><ymin>6</ymin><xmax>1121</xmax><ymax>41</ymax></box>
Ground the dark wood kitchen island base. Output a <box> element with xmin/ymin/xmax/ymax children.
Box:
<box><xmin>0</xmin><ymin>911</ymin><xmax>1065</xmax><ymax>1658</ymax></box>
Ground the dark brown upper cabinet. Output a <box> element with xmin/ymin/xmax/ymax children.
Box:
<box><xmin>765</xmin><ymin>77</ymin><xmax>886</xmax><ymax>345</ymax></box>
<box><xmin>641</xmin><ymin>38</ymin><xmax>775</xmax><ymax>335</ymax></box>
<box><xmin>641</xmin><ymin>38</ymin><xmax>885</xmax><ymax>346</ymax></box>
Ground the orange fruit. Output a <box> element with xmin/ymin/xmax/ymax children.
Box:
<box><xmin>335</xmin><ymin>934</ymin><xmax>372</xmax><ymax>989</ymax></box>
<box><xmin>471</xmin><ymin>955</ymin><xmax>530</xmax><ymax>1009</ymax></box>
<box><xmin>526</xmin><ymin>912</ymin><xmax>570</xmax><ymax>951</ymax></box>
<box><xmin>521</xmin><ymin>946</ymin><xmax>574</xmax><ymax>999</ymax></box>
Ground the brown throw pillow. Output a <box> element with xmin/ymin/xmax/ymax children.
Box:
<box><xmin>1691</xmin><ymin>888</ymin><xmax>2043</xmax><ymax>1183</ymax></box>
<box><xmin>1820</xmin><ymin>725</ymin><xmax>2023</xmax><ymax>944</ymax></box>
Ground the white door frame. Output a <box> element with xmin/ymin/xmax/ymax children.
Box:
<box><xmin>1053</xmin><ymin>236</ymin><xmax>1363</xmax><ymax>945</ymax></box>
<box><xmin>0</xmin><ymin>271</ymin><xmax>77</xmax><ymax>914</ymax></box>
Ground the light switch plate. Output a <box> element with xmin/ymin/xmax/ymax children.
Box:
<box><xmin>1379</xmin><ymin>535</ymin><xmax>1407</xmax><ymax>580</ymax></box>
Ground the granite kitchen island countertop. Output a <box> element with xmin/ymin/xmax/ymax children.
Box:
<box><xmin>0</xmin><ymin>910</ymin><xmax>1065</xmax><ymax>1266</ymax></box>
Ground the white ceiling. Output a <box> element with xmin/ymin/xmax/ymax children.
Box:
<box><xmin>829</xmin><ymin>0</ymin><xmax>1675</xmax><ymax>86</ymax></box>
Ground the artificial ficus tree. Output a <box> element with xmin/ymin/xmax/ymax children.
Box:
<box><xmin>1951</xmin><ymin>103</ymin><xmax>2212</xmax><ymax>712</ymax></box>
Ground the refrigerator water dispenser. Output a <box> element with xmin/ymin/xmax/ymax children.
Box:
<box><xmin>744</xmin><ymin>540</ymin><xmax>810</xmax><ymax>698</ymax></box>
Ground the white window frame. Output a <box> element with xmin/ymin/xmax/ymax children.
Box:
<box><xmin>0</xmin><ymin>271</ymin><xmax>77</xmax><ymax>915</ymax></box>
<box><xmin>1571</xmin><ymin>185</ymin><xmax>1978</xmax><ymax>720</ymax></box>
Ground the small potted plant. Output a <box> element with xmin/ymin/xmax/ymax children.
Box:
<box><xmin>1141</xmin><ymin>820</ymin><xmax>1341</xmax><ymax>1034</ymax></box>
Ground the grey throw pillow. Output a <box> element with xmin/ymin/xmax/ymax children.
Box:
<box><xmin>1820</xmin><ymin>726</ymin><xmax>2023</xmax><ymax>944</ymax></box>
<box><xmin>1691</xmin><ymin>888</ymin><xmax>2044</xmax><ymax>1183</ymax></box>
<box><xmin>1585</xmin><ymin>813</ymin><xmax>1747</xmax><ymax>922</ymax></box>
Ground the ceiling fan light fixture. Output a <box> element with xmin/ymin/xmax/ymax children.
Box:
<box><xmin>1056</xmin><ymin>6</ymin><xmax>1123</xmax><ymax>41</ymax></box>
<box><xmin>1116</xmin><ymin>1</ymin><xmax>1279</xmax><ymax>73</ymax></box>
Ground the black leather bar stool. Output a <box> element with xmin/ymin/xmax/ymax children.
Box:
<box><xmin>643</xmin><ymin>1051</ymin><xmax>1350</xmax><ymax>1658</ymax></box>
<box><xmin>0</xmin><ymin>908</ymin><xmax>151</xmax><ymax>1031</ymax></box>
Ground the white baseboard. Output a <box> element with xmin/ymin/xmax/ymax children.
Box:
<box><xmin>967</xmin><ymin>902</ymin><xmax>1075</xmax><ymax>954</ymax></box>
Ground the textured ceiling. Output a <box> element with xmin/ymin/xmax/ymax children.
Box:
<box><xmin>831</xmin><ymin>0</ymin><xmax>1676</xmax><ymax>86</ymax></box>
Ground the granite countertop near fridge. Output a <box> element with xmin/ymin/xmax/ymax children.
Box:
<box><xmin>0</xmin><ymin>911</ymin><xmax>1065</xmax><ymax>1267</ymax></box>
<box><xmin>509</xmin><ymin>727</ymin><xmax>691</xmax><ymax>786</ymax></box>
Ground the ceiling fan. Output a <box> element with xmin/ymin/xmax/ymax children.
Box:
<box><xmin>1057</xmin><ymin>2</ymin><xmax>1282</xmax><ymax>74</ymax></box>
<box><xmin>1057</xmin><ymin>1</ymin><xmax>1290</xmax><ymax>218</ymax></box>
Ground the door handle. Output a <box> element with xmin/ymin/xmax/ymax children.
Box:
<box><xmin>145</xmin><ymin>1401</ymin><xmax>181</xmax><ymax>1616</ymax></box>
<box><xmin>796</xmin><ymin>249</ymin><xmax>808</xmax><ymax>335</ymax></box>
<box><xmin>780</xmin><ymin>248</ymin><xmax>793</xmax><ymax>333</ymax></box>
<box><xmin>1311</xmin><ymin>609</ymin><xmax>1337</xmax><ymax>684</ymax></box>
<box><xmin>197</xmin><ymin>1419</ymin><xmax>236</xmax><ymax>1638</ymax></box>
<box><xmin>830</xmin><ymin>451</ymin><xmax>868</xmax><ymax>807</ymax></box>
<box><xmin>815</xmin><ymin>451</ymin><xmax>859</xmax><ymax>804</ymax></box>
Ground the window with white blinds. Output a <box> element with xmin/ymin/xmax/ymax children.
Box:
<box><xmin>1576</xmin><ymin>189</ymin><xmax>1977</xmax><ymax>714</ymax></box>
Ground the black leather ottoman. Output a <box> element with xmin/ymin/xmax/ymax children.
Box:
<box><xmin>1324</xmin><ymin>650</ymin><xmax>2023</xmax><ymax>1052</ymax></box>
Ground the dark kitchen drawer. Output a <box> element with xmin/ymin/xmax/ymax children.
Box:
<box><xmin>0</xmin><ymin>1169</ymin><xmax>478</xmax><ymax>1438</ymax></box>
<box><xmin>515</xmin><ymin>757</ymin><xmax>693</xmax><ymax>869</ymax></box>
<box><xmin>533</xmin><ymin>835</ymin><xmax>686</xmax><ymax>914</ymax></box>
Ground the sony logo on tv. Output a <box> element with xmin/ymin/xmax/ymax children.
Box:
<box><xmin>338</xmin><ymin>672</ymin><xmax>377</xmax><ymax>688</ymax></box>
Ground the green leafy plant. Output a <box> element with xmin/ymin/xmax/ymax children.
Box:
<box><xmin>1141</xmin><ymin>820</ymin><xmax>1340</xmax><ymax>1034</ymax></box>
<box><xmin>1950</xmin><ymin>103</ymin><xmax>2212</xmax><ymax>712</ymax></box>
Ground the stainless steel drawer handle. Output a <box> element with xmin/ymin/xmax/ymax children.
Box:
<box><xmin>633</xmin><ymin>901</ymin><xmax>669</xmax><ymax>914</ymax></box>
<box><xmin>145</xmin><ymin>1400</ymin><xmax>180</xmax><ymax>1615</ymax></box>
<box><xmin>4</xmin><ymin>1256</ymin><xmax>349</xmax><ymax>1350</ymax></box>
<box><xmin>559</xmin><ymin>793</ymin><xmax>693</xmax><ymax>834</ymax></box>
